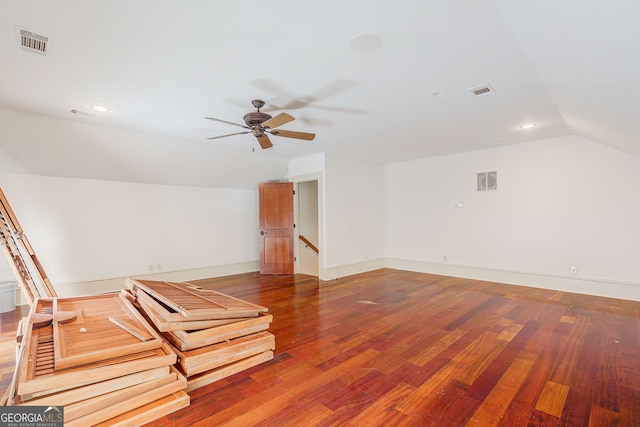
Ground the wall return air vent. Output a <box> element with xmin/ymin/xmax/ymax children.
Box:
<box><xmin>477</xmin><ymin>171</ymin><xmax>497</xmax><ymax>191</ymax></box>
<box><xmin>18</xmin><ymin>28</ymin><xmax>49</xmax><ymax>56</ymax></box>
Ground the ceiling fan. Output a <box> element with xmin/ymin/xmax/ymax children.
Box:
<box><xmin>204</xmin><ymin>99</ymin><xmax>316</xmax><ymax>150</ymax></box>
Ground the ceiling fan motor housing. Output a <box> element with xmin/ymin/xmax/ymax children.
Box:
<box><xmin>243</xmin><ymin>111</ymin><xmax>272</xmax><ymax>127</ymax></box>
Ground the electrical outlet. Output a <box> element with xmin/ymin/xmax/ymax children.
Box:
<box><xmin>443</xmin><ymin>255</ymin><xmax>448</xmax><ymax>262</ymax></box>
<box><xmin>570</xmin><ymin>266</ymin><xmax>577</xmax><ymax>275</ymax></box>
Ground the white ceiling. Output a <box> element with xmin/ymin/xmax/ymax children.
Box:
<box><xmin>1</xmin><ymin>1</ymin><xmax>639</xmax><ymax>187</ymax></box>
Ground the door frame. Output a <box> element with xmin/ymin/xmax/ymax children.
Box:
<box><xmin>288</xmin><ymin>172</ymin><xmax>323</xmax><ymax>277</ymax></box>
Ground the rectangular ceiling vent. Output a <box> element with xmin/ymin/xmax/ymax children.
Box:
<box><xmin>469</xmin><ymin>84</ymin><xmax>495</xmax><ymax>97</ymax></box>
<box><xmin>18</xmin><ymin>28</ymin><xmax>49</xmax><ymax>56</ymax></box>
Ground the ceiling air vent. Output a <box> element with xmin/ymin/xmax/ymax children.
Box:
<box><xmin>18</xmin><ymin>28</ymin><xmax>49</xmax><ymax>56</ymax></box>
<box><xmin>469</xmin><ymin>84</ymin><xmax>494</xmax><ymax>97</ymax></box>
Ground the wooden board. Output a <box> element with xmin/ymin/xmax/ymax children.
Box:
<box><xmin>20</xmin><ymin>366</ymin><xmax>170</xmax><ymax>405</ymax></box>
<box><xmin>52</xmin><ymin>294</ymin><xmax>163</xmax><ymax>370</ymax></box>
<box><xmin>137</xmin><ymin>296</ymin><xmax>245</xmax><ymax>332</ymax></box>
<box><xmin>66</xmin><ymin>369</ymin><xmax>187</xmax><ymax>427</ymax></box>
<box><xmin>166</xmin><ymin>312</ymin><xmax>273</xmax><ymax>351</ymax></box>
<box><xmin>128</xmin><ymin>278</ymin><xmax>267</xmax><ymax>321</ymax></box>
<box><xmin>63</xmin><ymin>367</ymin><xmax>186</xmax><ymax>424</ymax></box>
<box><xmin>185</xmin><ymin>350</ymin><xmax>274</xmax><ymax>392</ymax></box>
<box><xmin>172</xmin><ymin>331</ymin><xmax>275</xmax><ymax>377</ymax></box>
<box><xmin>92</xmin><ymin>391</ymin><xmax>189</xmax><ymax>427</ymax></box>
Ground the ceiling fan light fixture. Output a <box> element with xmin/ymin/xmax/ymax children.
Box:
<box><xmin>205</xmin><ymin>100</ymin><xmax>315</xmax><ymax>149</ymax></box>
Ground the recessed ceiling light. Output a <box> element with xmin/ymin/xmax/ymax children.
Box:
<box><xmin>90</xmin><ymin>104</ymin><xmax>111</xmax><ymax>113</ymax></box>
<box><xmin>518</xmin><ymin>122</ymin><xmax>538</xmax><ymax>130</ymax></box>
<box><xmin>348</xmin><ymin>33</ymin><xmax>385</xmax><ymax>53</ymax></box>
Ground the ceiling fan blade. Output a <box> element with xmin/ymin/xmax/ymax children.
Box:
<box><xmin>207</xmin><ymin>131</ymin><xmax>251</xmax><ymax>140</ymax></box>
<box><xmin>261</xmin><ymin>112</ymin><xmax>294</xmax><ymax>129</ymax></box>
<box><xmin>204</xmin><ymin>117</ymin><xmax>249</xmax><ymax>129</ymax></box>
<box><xmin>251</xmin><ymin>79</ymin><xmax>356</xmax><ymax>111</ymax></box>
<box><xmin>271</xmin><ymin>129</ymin><xmax>316</xmax><ymax>141</ymax></box>
<box><xmin>256</xmin><ymin>134</ymin><xmax>273</xmax><ymax>149</ymax></box>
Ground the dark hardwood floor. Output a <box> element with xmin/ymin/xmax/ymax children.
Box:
<box><xmin>1</xmin><ymin>268</ymin><xmax>639</xmax><ymax>426</ymax></box>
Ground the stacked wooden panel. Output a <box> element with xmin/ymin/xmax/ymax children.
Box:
<box><xmin>11</xmin><ymin>294</ymin><xmax>189</xmax><ymax>426</ymax></box>
<box><xmin>126</xmin><ymin>279</ymin><xmax>275</xmax><ymax>392</ymax></box>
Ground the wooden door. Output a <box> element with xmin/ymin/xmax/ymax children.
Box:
<box><xmin>259</xmin><ymin>182</ymin><xmax>294</xmax><ymax>274</ymax></box>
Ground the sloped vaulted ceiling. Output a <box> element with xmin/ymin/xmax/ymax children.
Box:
<box><xmin>0</xmin><ymin>1</ymin><xmax>638</xmax><ymax>187</ymax></box>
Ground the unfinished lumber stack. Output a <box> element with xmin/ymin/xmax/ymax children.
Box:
<box><xmin>125</xmin><ymin>279</ymin><xmax>275</xmax><ymax>392</ymax></box>
<box><xmin>10</xmin><ymin>293</ymin><xmax>189</xmax><ymax>426</ymax></box>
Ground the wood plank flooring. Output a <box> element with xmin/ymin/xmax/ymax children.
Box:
<box><xmin>1</xmin><ymin>268</ymin><xmax>639</xmax><ymax>426</ymax></box>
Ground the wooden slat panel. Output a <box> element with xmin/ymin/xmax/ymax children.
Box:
<box><xmin>138</xmin><ymin>296</ymin><xmax>242</xmax><ymax>332</ymax></box>
<box><xmin>52</xmin><ymin>295</ymin><xmax>163</xmax><ymax>370</ymax></box>
<box><xmin>0</xmin><ymin>187</ymin><xmax>57</xmax><ymax>299</ymax></box>
<box><xmin>18</xmin><ymin>340</ymin><xmax>176</xmax><ymax>397</ymax></box>
<box><xmin>128</xmin><ymin>278</ymin><xmax>267</xmax><ymax>320</ymax></box>
<box><xmin>0</xmin><ymin>217</ymin><xmax>38</xmax><ymax>304</ymax></box>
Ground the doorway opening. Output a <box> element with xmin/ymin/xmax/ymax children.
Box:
<box><xmin>295</xmin><ymin>180</ymin><xmax>319</xmax><ymax>277</ymax></box>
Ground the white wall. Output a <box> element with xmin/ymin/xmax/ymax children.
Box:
<box><xmin>0</xmin><ymin>173</ymin><xmax>260</xmax><ymax>297</ymax></box>
<box><xmin>0</xmin><ymin>107</ymin><xmax>289</xmax><ymax>190</ymax></box>
<box><xmin>323</xmin><ymin>154</ymin><xmax>385</xmax><ymax>278</ymax></box>
<box><xmin>287</xmin><ymin>153</ymin><xmax>325</xmax><ymax>178</ymax></box>
<box><xmin>4</xmin><ymin>131</ymin><xmax>639</xmax><ymax>302</ymax></box>
<box><xmin>385</xmin><ymin>135</ymin><xmax>640</xmax><ymax>299</ymax></box>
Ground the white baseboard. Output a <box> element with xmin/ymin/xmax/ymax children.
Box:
<box><xmin>14</xmin><ymin>258</ymin><xmax>639</xmax><ymax>306</ymax></box>
<box><xmin>320</xmin><ymin>258</ymin><xmax>385</xmax><ymax>281</ymax></box>
<box><xmin>385</xmin><ymin>258</ymin><xmax>640</xmax><ymax>302</ymax></box>
<box><xmin>16</xmin><ymin>261</ymin><xmax>260</xmax><ymax>305</ymax></box>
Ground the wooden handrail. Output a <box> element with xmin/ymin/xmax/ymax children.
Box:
<box><xmin>299</xmin><ymin>235</ymin><xmax>319</xmax><ymax>254</ymax></box>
